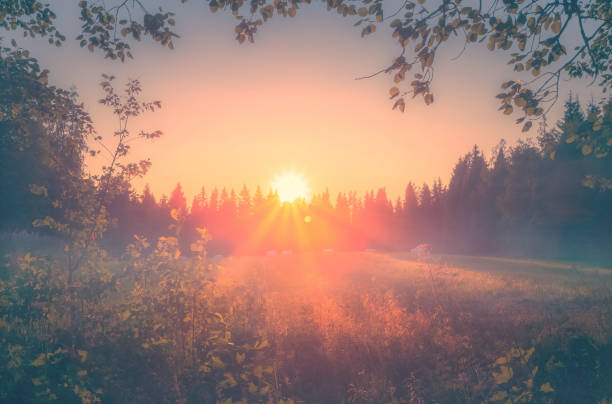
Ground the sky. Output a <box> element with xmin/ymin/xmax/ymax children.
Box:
<box><xmin>14</xmin><ymin>1</ymin><xmax>600</xmax><ymax>202</ymax></box>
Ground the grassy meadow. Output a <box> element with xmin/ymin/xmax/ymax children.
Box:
<box><xmin>202</xmin><ymin>252</ymin><xmax>612</xmax><ymax>403</ymax></box>
<box><xmin>3</xmin><ymin>237</ymin><xmax>612</xmax><ymax>403</ymax></box>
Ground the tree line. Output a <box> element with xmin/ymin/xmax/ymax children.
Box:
<box><xmin>2</xmin><ymin>94</ymin><xmax>610</xmax><ymax>262</ymax></box>
<box><xmin>79</xmin><ymin>97</ymin><xmax>610</xmax><ymax>262</ymax></box>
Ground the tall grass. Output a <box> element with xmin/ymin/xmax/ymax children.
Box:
<box><xmin>2</xmin><ymin>247</ymin><xmax>611</xmax><ymax>403</ymax></box>
<box><xmin>211</xmin><ymin>253</ymin><xmax>612</xmax><ymax>403</ymax></box>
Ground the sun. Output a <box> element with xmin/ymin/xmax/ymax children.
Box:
<box><xmin>271</xmin><ymin>171</ymin><xmax>311</xmax><ymax>203</ymax></box>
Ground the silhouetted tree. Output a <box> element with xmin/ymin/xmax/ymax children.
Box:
<box><xmin>169</xmin><ymin>183</ymin><xmax>187</xmax><ymax>214</ymax></box>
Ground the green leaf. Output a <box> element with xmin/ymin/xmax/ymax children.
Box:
<box><xmin>29</xmin><ymin>184</ymin><xmax>48</xmax><ymax>197</ymax></box>
<box><xmin>490</xmin><ymin>391</ymin><xmax>507</xmax><ymax>401</ymax></box>
<box><xmin>493</xmin><ymin>365</ymin><xmax>513</xmax><ymax>384</ymax></box>
<box><xmin>77</xmin><ymin>350</ymin><xmax>88</xmax><ymax>362</ymax></box>
<box><xmin>540</xmin><ymin>382</ymin><xmax>554</xmax><ymax>393</ymax></box>
<box><xmin>522</xmin><ymin>121</ymin><xmax>532</xmax><ymax>132</ymax></box>
<box><xmin>393</xmin><ymin>97</ymin><xmax>405</xmax><ymax>112</ymax></box>
<box><xmin>551</xmin><ymin>19</ymin><xmax>561</xmax><ymax>34</ymax></box>
<box><xmin>361</xmin><ymin>24</ymin><xmax>376</xmax><ymax>37</ymax></box>
<box><xmin>593</xmin><ymin>120</ymin><xmax>602</xmax><ymax>131</ymax></box>
<box><xmin>211</xmin><ymin>356</ymin><xmax>224</xmax><ymax>368</ymax></box>
<box><xmin>494</xmin><ymin>356</ymin><xmax>507</xmax><ymax>365</ymax></box>
<box><xmin>566</xmin><ymin>135</ymin><xmax>578</xmax><ymax>143</ymax></box>
<box><xmin>31</xmin><ymin>353</ymin><xmax>46</xmax><ymax>367</ymax></box>
<box><xmin>223</xmin><ymin>372</ymin><xmax>237</xmax><ymax>387</ymax></box>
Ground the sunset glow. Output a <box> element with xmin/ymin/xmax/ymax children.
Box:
<box><xmin>4</xmin><ymin>1</ymin><xmax>611</xmax><ymax>402</ymax></box>
<box><xmin>271</xmin><ymin>172</ymin><xmax>311</xmax><ymax>203</ymax></box>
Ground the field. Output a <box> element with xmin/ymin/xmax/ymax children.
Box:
<box><xmin>3</xmin><ymin>248</ymin><xmax>612</xmax><ymax>403</ymax></box>
<box><xmin>205</xmin><ymin>252</ymin><xmax>612</xmax><ymax>403</ymax></box>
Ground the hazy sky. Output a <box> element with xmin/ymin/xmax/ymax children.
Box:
<box><xmin>16</xmin><ymin>2</ymin><xmax>598</xmax><ymax>201</ymax></box>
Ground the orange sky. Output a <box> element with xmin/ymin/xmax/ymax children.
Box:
<box><xmin>18</xmin><ymin>2</ymin><xmax>596</xmax><ymax>201</ymax></box>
